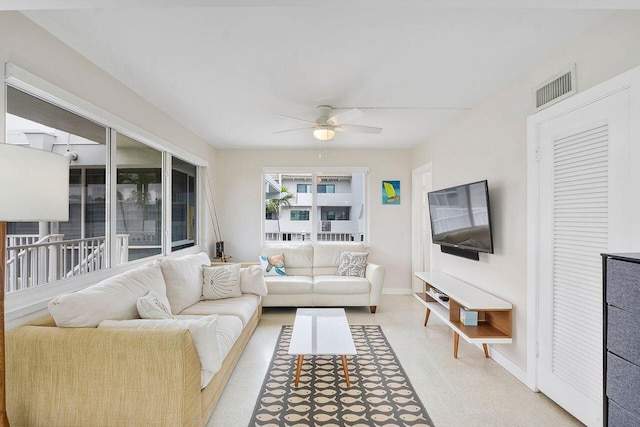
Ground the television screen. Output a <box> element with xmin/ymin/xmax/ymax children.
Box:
<box><xmin>428</xmin><ymin>180</ymin><xmax>494</xmax><ymax>253</ymax></box>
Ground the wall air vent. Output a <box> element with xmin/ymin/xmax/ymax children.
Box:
<box><xmin>534</xmin><ymin>65</ymin><xmax>576</xmax><ymax>111</ymax></box>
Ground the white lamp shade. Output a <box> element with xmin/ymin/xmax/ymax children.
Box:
<box><xmin>313</xmin><ymin>127</ymin><xmax>335</xmax><ymax>141</ymax></box>
<box><xmin>0</xmin><ymin>143</ymin><xmax>69</xmax><ymax>222</ymax></box>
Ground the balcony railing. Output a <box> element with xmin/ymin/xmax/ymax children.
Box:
<box><xmin>4</xmin><ymin>234</ymin><xmax>129</xmax><ymax>294</ymax></box>
<box><xmin>265</xmin><ymin>232</ymin><xmax>362</xmax><ymax>242</ymax></box>
<box><xmin>6</xmin><ymin>234</ymin><xmax>41</xmax><ymax>247</ymax></box>
<box><xmin>265</xmin><ymin>232</ymin><xmax>311</xmax><ymax>242</ymax></box>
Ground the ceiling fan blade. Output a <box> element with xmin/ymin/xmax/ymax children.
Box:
<box><xmin>335</xmin><ymin>124</ymin><xmax>382</xmax><ymax>134</ymax></box>
<box><xmin>274</xmin><ymin>114</ymin><xmax>316</xmax><ymax>124</ymax></box>
<box><xmin>327</xmin><ymin>108</ymin><xmax>363</xmax><ymax>125</ymax></box>
<box><xmin>273</xmin><ymin>127</ymin><xmax>314</xmax><ymax>134</ymax></box>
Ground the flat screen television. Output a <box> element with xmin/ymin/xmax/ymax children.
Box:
<box><xmin>428</xmin><ymin>180</ymin><xmax>494</xmax><ymax>254</ymax></box>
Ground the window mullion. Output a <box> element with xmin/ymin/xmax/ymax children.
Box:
<box><xmin>311</xmin><ymin>173</ymin><xmax>318</xmax><ymax>242</ymax></box>
<box><xmin>164</xmin><ymin>152</ymin><xmax>171</xmax><ymax>255</ymax></box>
<box><xmin>107</xmin><ymin>128</ymin><xmax>117</xmax><ymax>268</ymax></box>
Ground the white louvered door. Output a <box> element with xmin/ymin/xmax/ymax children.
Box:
<box><xmin>537</xmin><ymin>90</ymin><xmax>630</xmax><ymax>427</ymax></box>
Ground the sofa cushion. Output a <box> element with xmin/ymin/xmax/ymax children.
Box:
<box><xmin>174</xmin><ymin>314</ymin><xmax>243</xmax><ymax>363</ymax></box>
<box><xmin>313</xmin><ymin>243</ymin><xmax>367</xmax><ymax>275</ymax></box>
<box><xmin>98</xmin><ymin>315</ymin><xmax>221</xmax><ymax>389</ymax></box>
<box><xmin>137</xmin><ymin>291</ymin><xmax>174</xmax><ymax>319</ymax></box>
<box><xmin>202</xmin><ymin>264</ymin><xmax>242</xmax><ymax>300</ymax></box>
<box><xmin>313</xmin><ymin>276</ymin><xmax>371</xmax><ymax>294</ymax></box>
<box><xmin>159</xmin><ymin>252</ymin><xmax>211</xmax><ymax>314</ymax></box>
<box><xmin>240</xmin><ymin>265</ymin><xmax>268</xmax><ymax>296</ymax></box>
<box><xmin>48</xmin><ymin>263</ymin><xmax>168</xmax><ymax>328</ymax></box>
<box><xmin>261</xmin><ymin>243</ymin><xmax>313</xmax><ymax>276</ymax></box>
<box><xmin>212</xmin><ymin>315</ymin><xmax>242</xmax><ymax>361</ymax></box>
<box><xmin>179</xmin><ymin>294</ymin><xmax>260</xmax><ymax>326</ymax></box>
<box><xmin>264</xmin><ymin>276</ymin><xmax>314</xmax><ymax>294</ymax></box>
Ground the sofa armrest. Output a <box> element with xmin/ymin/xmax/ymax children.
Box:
<box><xmin>366</xmin><ymin>262</ymin><xmax>385</xmax><ymax>306</ymax></box>
<box><xmin>7</xmin><ymin>324</ymin><xmax>202</xmax><ymax>427</ymax></box>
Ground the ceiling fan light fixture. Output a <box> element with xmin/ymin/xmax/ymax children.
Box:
<box><xmin>313</xmin><ymin>126</ymin><xmax>335</xmax><ymax>141</ymax></box>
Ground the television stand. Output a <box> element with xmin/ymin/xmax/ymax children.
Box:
<box><xmin>414</xmin><ymin>271</ymin><xmax>512</xmax><ymax>358</ymax></box>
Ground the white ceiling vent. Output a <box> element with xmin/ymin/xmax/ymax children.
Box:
<box><xmin>534</xmin><ymin>65</ymin><xmax>576</xmax><ymax>111</ymax></box>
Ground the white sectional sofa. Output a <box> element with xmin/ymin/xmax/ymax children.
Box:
<box><xmin>7</xmin><ymin>252</ymin><xmax>263</xmax><ymax>427</ymax></box>
<box><xmin>259</xmin><ymin>242</ymin><xmax>385</xmax><ymax>313</ymax></box>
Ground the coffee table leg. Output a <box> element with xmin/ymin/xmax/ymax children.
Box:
<box><xmin>340</xmin><ymin>355</ymin><xmax>351</xmax><ymax>388</ymax></box>
<box><xmin>295</xmin><ymin>355</ymin><xmax>304</xmax><ymax>387</ymax></box>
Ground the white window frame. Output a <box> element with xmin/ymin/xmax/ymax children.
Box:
<box><xmin>261</xmin><ymin>166</ymin><xmax>370</xmax><ymax>245</ymax></box>
<box><xmin>3</xmin><ymin>63</ymin><xmax>208</xmax><ymax>322</ymax></box>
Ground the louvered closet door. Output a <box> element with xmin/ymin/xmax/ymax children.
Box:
<box><xmin>537</xmin><ymin>90</ymin><xmax>629</xmax><ymax>427</ymax></box>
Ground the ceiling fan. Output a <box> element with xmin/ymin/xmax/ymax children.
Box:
<box><xmin>274</xmin><ymin>105</ymin><xmax>382</xmax><ymax>141</ymax></box>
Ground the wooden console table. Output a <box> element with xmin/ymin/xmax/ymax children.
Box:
<box><xmin>414</xmin><ymin>271</ymin><xmax>512</xmax><ymax>358</ymax></box>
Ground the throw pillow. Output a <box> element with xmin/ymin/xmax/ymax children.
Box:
<box><xmin>98</xmin><ymin>315</ymin><xmax>221</xmax><ymax>389</ymax></box>
<box><xmin>259</xmin><ymin>253</ymin><xmax>287</xmax><ymax>276</ymax></box>
<box><xmin>48</xmin><ymin>263</ymin><xmax>168</xmax><ymax>328</ymax></box>
<box><xmin>158</xmin><ymin>252</ymin><xmax>211</xmax><ymax>314</ymax></box>
<box><xmin>337</xmin><ymin>250</ymin><xmax>369</xmax><ymax>277</ymax></box>
<box><xmin>240</xmin><ymin>265</ymin><xmax>268</xmax><ymax>296</ymax></box>
<box><xmin>202</xmin><ymin>264</ymin><xmax>242</xmax><ymax>300</ymax></box>
<box><xmin>137</xmin><ymin>291</ymin><xmax>174</xmax><ymax>319</ymax></box>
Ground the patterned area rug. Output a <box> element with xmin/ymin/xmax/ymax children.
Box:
<box><xmin>249</xmin><ymin>325</ymin><xmax>434</xmax><ymax>427</ymax></box>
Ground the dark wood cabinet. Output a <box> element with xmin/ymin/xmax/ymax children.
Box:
<box><xmin>603</xmin><ymin>253</ymin><xmax>640</xmax><ymax>426</ymax></box>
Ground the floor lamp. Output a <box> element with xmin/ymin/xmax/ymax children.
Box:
<box><xmin>0</xmin><ymin>143</ymin><xmax>69</xmax><ymax>426</ymax></box>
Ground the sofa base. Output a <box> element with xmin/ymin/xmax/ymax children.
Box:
<box><xmin>200</xmin><ymin>306</ymin><xmax>261</xmax><ymax>424</ymax></box>
<box><xmin>7</xmin><ymin>308</ymin><xmax>262</xmax><ymax>427</ymax></box>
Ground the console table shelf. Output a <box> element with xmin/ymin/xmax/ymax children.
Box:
<box><xmin>414</xmin><ymin>272</ymin><xmax>512</xmax><ymax>358</ymax></box>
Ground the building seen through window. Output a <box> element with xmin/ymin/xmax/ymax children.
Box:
<box><xmin>264</xmin><ymin>172</ymin><xmax>365</xmax><ymax>242</ymax></box>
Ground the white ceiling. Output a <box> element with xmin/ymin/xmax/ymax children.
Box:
<box><xmin>10</xmin><ymin>2</ymin><xmax>622</xmax><ymax>149</ymax></box>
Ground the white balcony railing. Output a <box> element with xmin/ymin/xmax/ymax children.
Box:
<box><xmin>265</xmin><ymin>232</ymin><xmax>311</xmax><ymax>242</ymax></box>
<box><xmin>6</xmin><ymin>234</ymin><xmax>41</xmax><ymax>247</ymax></box>
<box><xmin>292</xmin><ymin>192</ymin><xmax>353</xmax><ymax>207</ymax></box>
<box><xmin>264</xmin><ymin>232</ymin><xmax>362</xmax><ymax>242</ymax></box>
<box><xmin>4</xmin><ymin>234</ymin><xmax>129</xmax><ymax>294</ymax></box>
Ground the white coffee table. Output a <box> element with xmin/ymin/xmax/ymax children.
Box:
<box><xmin>288</xmin><ymin>308</ymin><xmax>357</xmax><ymax>387</ymax></box>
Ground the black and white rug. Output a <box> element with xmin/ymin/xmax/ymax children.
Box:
<box><xmin>249</xmin><ymin>325</ymin><xmax>434</xmax><ymax>426</ymax></box>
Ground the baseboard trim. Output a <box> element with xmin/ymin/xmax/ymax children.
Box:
<box><xmin>382</xmin><ymin>288</ymin><xmax>413</xmax><ymax>295</ymax></box>
<box><xmin>484</xmin><ymin>345</ymin><xmax>528</xmax><ymax>386</ymax></box>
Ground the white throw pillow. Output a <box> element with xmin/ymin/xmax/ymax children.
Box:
<box><xmin>98</xmin><ymin>315</ymin><xmax>220</xmax><ymax>389</ymax></box>
<box><xmin>137</xmin><ymin>291</ymin><xmax>174</xmax><ymax>319</ymax></box>
<box><xmin>240</xmin><ymin>265</ymin><xmax>268</xmax><ymax>297</ymax></box>
<box><xmin>159</xmin><ymin>252</ymin><xmax>211</xmax><ymax>314</ymax></box>
<box><xmin>202</xmin><ymin>264</ymin><xmax>242</xmax><ymax>300</ymax></box>
<box><xmin>337</xmin><ymin>250</ymin><xmax>369</xmax><ymax>277</ymax></box>
<box><xmin>259</xmin><ymin>253</ymin><xmax>287</xmax><ymax>276</ymax></box>
<box><xmin>48</xmin><ymin>263</ymin><xmax>168</xmax><ymax>328</ymax></box>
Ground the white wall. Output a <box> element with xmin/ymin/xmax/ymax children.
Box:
<box><xmin>410</xmin><ymin>11</ymin><xmax>640</xmax><ymax>371</ymax></box>
<box><xmin>0</xmin><ymin>11</ymin><xmax>218</xmax><ymax>325</ymax></box>
<box><xmin>215</xmin><ymin>149</ymin><xmax>412</xmax><ymax>292</ymax></box>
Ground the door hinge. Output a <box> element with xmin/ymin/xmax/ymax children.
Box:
<box><xmin>535</xmin><ymin>342</ymin><xmax>540</xmax><ymax>357</ymax></box>
<box><xmin>535</xmin><ymin>148</ymin><xmax>541</xmax><ymax>161</ymax></box>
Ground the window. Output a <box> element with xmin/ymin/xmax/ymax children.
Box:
<box><xmin>317</xmin><ymin>184</ymin><xmax>335</xmax><ymax>193</ymax></box>
<box><xmin>290</xmin><ymin>210</ymin><xmax>310</xmax><ymax>221</ymax></box>
<box><xmin>116</xmin><ymin>132</ymin><xmax>163</xmax><ymax>263</ymax></box>
<box><xmin>5</xmin><ymin>86</ymin><xmax>108</xmax><ymax>290</ymax></box>
<box><xmin>297</xmin><ymin>184</ymin><xmax>312</xmax><ymax>193</ymax></box>
<box><xmin>172</xmin><ymin>157</ymin><xmax>197</xmax><ymax>251</ymax></box>
<box><xmin>263</xmin><ymin>170</ymin><xmax>367</xmax><ymax>243</ymax></box>
<box><xmin>4</xmin><ymin>77</ymin><xmax>204</xmax><ymax>296</ymax></box>
<box><xmin>321</xmin><ymin>207</ymin><xmax>350</xmax><ymax>220</ymax></box>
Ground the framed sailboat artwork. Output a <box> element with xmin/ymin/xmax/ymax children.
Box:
<box><xmin>382</xmin><ymin>180</ymin><xmax>400</xmax><ymax>204</ymax></box>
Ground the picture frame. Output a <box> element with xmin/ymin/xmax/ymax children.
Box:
<box><xmin>382</xmin><ymin>180</ymin><xmax>400</xmax><ymax>204</ymax></box>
